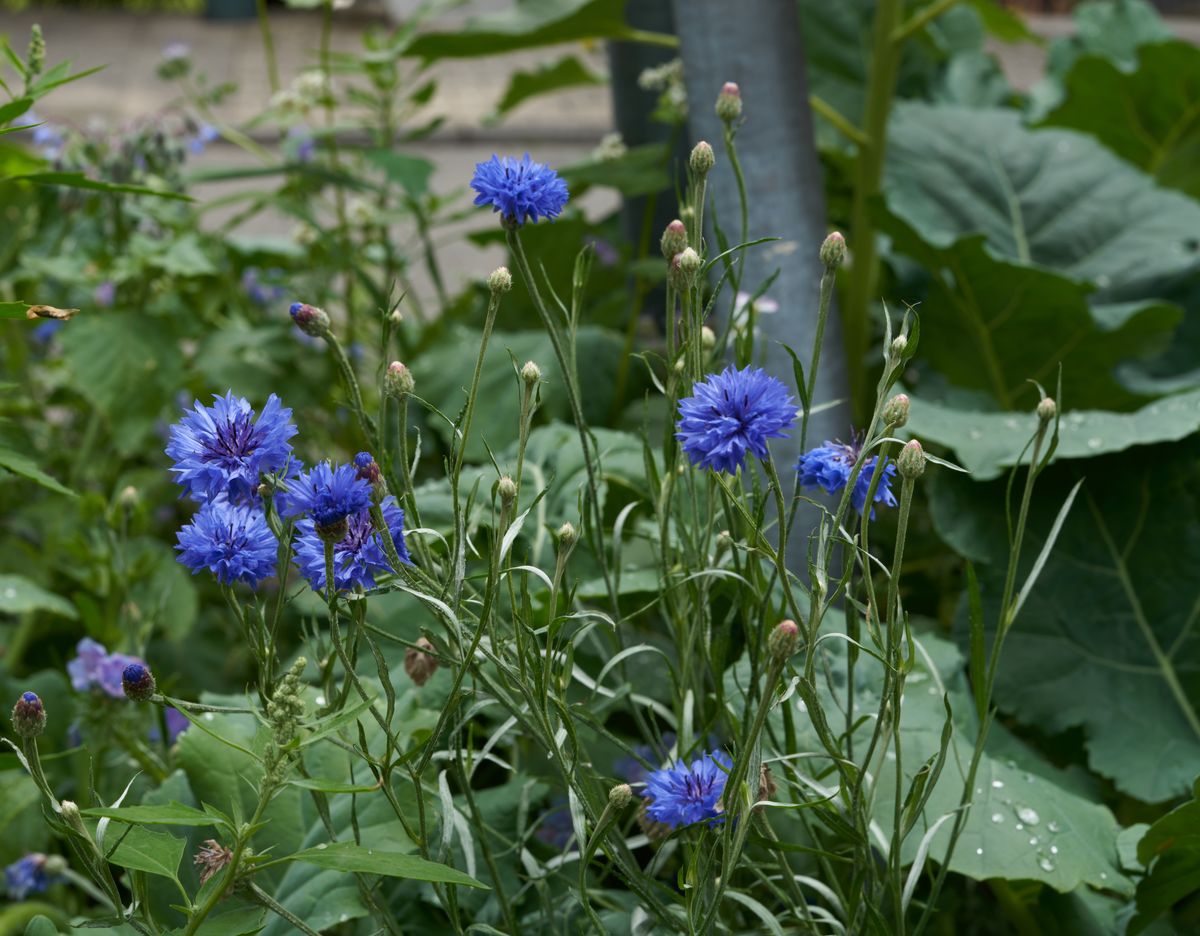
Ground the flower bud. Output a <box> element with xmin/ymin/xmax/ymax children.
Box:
<box><xmin>715</xmin><ymin>81</ymin><xmax>742</xmax><ymax>124</ymax></box>
<box><xmin>898</xmin><ymin>440</ymin><xmax>926</xmax><ymax>480</ymax></box>
<box><xmin>488</xmin><ymin>266</ymin><xmax>512</xmax><ymax>294</ymax></box>
<box><xmin>404</xmin><ymin>637</ymin><xmax>439</xmax><ymax>687</ymax></box>
<box><xmin>689</xmin><ymin>140</ymin><xmax>715</xmax><ymax>176</ymax></box>
<box><xmin>521</xmin><ymin>360</ymin><xmax>541</xmax><ymax>386</ymax></box>
<box><xmin>768</xmin><ymin>619</ymin><xmax>799</xmax><ymax>662</ymax></box>
<box><xmin>43</xmin><ymin>855</ymin><xmax>68</xmax><ymax>877</ymax></box>
<box><xmin>118</xmin><ymin>485</ymin><xmax>140</xmax><ymax>509</ymax></box>
<box><xmin>882</xmin><ymin>393</ymin><xmax>910</xmax><ymax>428</ymax></box>
<box><xmin>122</xmin><ymin>662</ymin><xmax>156</xmax><ymax>702</ymax></box>
<box><xmin>636</xmin><ymin>799</ymin><xmax>671</xmax><ymax>843</ymax></box>
<box><xmin>12</xmin><ymin>691</ymin><xmax>46</xmax><ymax>739</ymax></box>
<box><xmin>757</xmin><ymin>764</ymin><xmax>777</xmax><ymax>802</ymax></box>
<box><xmin>384</xmin><ymin>361</ymin><xmax>415</xmax><ymax>400</ymax></box>
<box><xmin>1036</xmin><ymin>397</ymin><xmax>1057</xmax><ymax>423</ymax></box>
<box><xmin>26</xmin><ymin>24</ymin><xmax>45</xmax><ymax>79</ymax></box>
<box><xmin>660</xmin><ymin>219</ymin><xmax>688</xmax><ymax>260</ymax></box>
<box><xmin>889</xmin><ymin>335</ymin><xmax>908</xmax><ymax>360</ymax></box>
<box><xmin>608</xmin><ymin>783</ymin><xmax>633</xmax><ymax>810</ymax></box>
<box><xmin>289</xmin><ymin>302</ymin><xmax>330</xmax><ymax>338</ymax></box>
<box><xmin>497</xmin><ymin>475</ymin><xmax>517</xmax><ymax>506</ymax></box>
<box><xmin>557</xmin><ymin>522</ymin><xmax>578</xmax><ymax>547</ymax></box>
<box><xmin>670</xmin><ymin>247</ymin><xmax>702</xmax><ymax>291</ymax></box>
<box><xmin>701</xmin><ymin>326</ymin><xmax>716</xmax><ymax>351</ymax></box>
<box><xmin>354</xmin><ymin>451</ymin><xmax>384</xmax><ymax>494</ymax></box>
<box><xmin>60</xmin><ymin>800</ymin><xmax>87</xmax><ymax>836</ymax></box>
<box><xmin>820</xmin><ymin>231</ymin><xmax>846</xmax><ymax>269</ymax></box>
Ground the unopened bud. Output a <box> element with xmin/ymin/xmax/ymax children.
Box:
<box><xmin>557</xmin><ymin>522</ymin><xmax>578</xmax><ymax>547</ymax></box>
<box><xmin>609</xmin><ymin>783</ymin><xmax>633</xmax><ymax>810</ymax></box>
<box><xmin>118</xmin><ymin>485</ymin><xmax>140</xmax><ymax>509</ymax></box>
<box><xmin>289</xmin><ymin>302</ymin><xmax>330</xmax><ymax>338</ymax></box>
<box><xmin>43</xmin><ymin>855</ymin><xmax>68</xmax><ymax>877</ymax></box>
<box><xmin>898</xmin><ymin>440</ymin><xmax>926</xmax><ymax>480</ymax></box>
<box><xmin>12</xmin><ymin>691</ymin><xmax>46</xmax><ymax>739</ymax></box>
<box><xmin>521</xmin><ymin>360</ymin><xmax>541</xmax><ymax>386</ymax></box>
<box><xmin>701</xmin><ymin>326</ymin><xmax>716</xmax><ymax>351</ymax></box>
<box><xmin>670</xmin><ymin>247</ymin><xmax>702</xmax><ymax>291</ymax></box>
<box><xmin>497</xmin><ymin>476</ymin><xmax>517</xmax><ymax>506</ymax></box>
<box><xmin>820</xmin><ymin>231</ymin><xmax>846</xmax><ymax>269</ymax></box>
<box><xmin>122</xmin><ymin>662</ymin><xmax>156</xmax><ymax>702</ymax></box>
<box><xmin>660</xmin><ymin>219</ymin><xmax>688</xmax><ymax>260</ymax></box>
<box><xmin>715</xmin><ymin>81</ymin><xmax>742</xmax><ymax>124</ymax></box>
<box><xmin>889</xmin><ymin>335</ymin><xmax>908</xmax><ymax>360</ymax></box>
<box><xmin>404</xmin><ymin>637</ymin><xmax>439</xmax><ymax>687</ymax></box>
<box><xmin>689</xmin><ymin>140</ymin><xmax>714</xmax><ymax>176</ymax></box>
<box><xmin>768</xmin><ymin>619</ymin><xmax>799</xmax><ymax>662</ymax></box>
<box><xmin>27</xmin><ymin>24</ymin><xmax>45</xmax><ymax>79</ymax></box>
<box><xmin>384</xmin><ymin>361</ymin><xmax>414</xmax><ymax>399</ymax></box>
<box><xmin>60</xmin><ymin>800</ymin><xmax>86</xmax><ymax>835</ymax></box>
<box><xmin>882</xmin><ymin>393</ymin><xmax>910</xmax><ymax>428</ymax></box>
<box><xmin>488</xmin><ymin>266</ymin><xmax>512</xmax><ymax>294</ymax></box>
<box><xmin>1036</xmin><ymin>397</ymin><xmax>1057</xmax><ymax>423</ymax></box>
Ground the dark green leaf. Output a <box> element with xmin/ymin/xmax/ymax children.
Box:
<box><xmin>288</xmin><ymin>841</ymin><xmax>486</xmax><ymax>888</ymax></box>
<box><xmin>0</xmin><ymin>97</ymin><xmax>33</xmax><ymax>126</ymax></box>
<box><xmin>0</xmin><ymin>301</ymin><xmax>29</xmax><ymax>319</ymax></box>
<box><xmin>363</xmin><ymin>149</ymin><xmax>434</xmax><ymax>197</ymax></box>
<box><xmin>884</xmin><ymin>103</ymin><xmax>1200</xmax><ymax>302</ymax></box>
<box><xmin>0</xmin><ymin>445</ymin><xmax>76</xmax><ymax>497</ymax></box>
<box><xmin>489</xmin><ymin>54</ymin><xmax>604</xmax><ymax>121</ymax></box>
<box><xmin>0</xmin><ymin>575</ymin><xmax>76</xmax><ymax>618</ymax></box>
<box><xmin>1131</xmin><ymin>790</ymin><xmax>1200</xmax><ymax>933</ymax></box>
<box><xmin>82</xmin><ymin>802</ymin><xmax>220</xmax><ymax>827</ymax></box>
<box><xmin>1041</xmin><ymin>41</ymin><xmax>1200</xmax><ymax>198</ymax></box>
<box><xmin>106</xmin><ymin>826</ymin><xmax>185</xmax><ymax>882</ymax></box>
<box><xmin>406</xmin><ymin>0</ymin><xmax>658</xmax><ymax>60</ymax></box>
<box><xmin>933</xmin><ymin>440</ymin><xmax>1200</xmax><ymax>801</ymax></box>
<box><xmin>907</xmin><ymin>389</ymin><xmax>1200</xmax><ymax>480</ymax></box>
<box><xmin>3</xmin><ymin>171</ymin><xmax>192</xmax><ymax>200</ymax></box>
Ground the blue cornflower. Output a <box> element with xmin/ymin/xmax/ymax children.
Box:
<box><xmin>675</xmin><ymin>366</ymin><xmax>796</xmax><ymax>474</ymax></box>
<box><xmin>32</xmin><ymin>319</ymin><xmax>64</xmax><ymax>343</ymax></box>
<box><xmin>68</xmin><ymin>638</ymin><xmax>144</xmax><ymax>699</ymax></box>
<box><xmin>292</xmin><ymin>497</ymin><xmax>410</xmax><ymax>591</ymax></box>
<box><xmin>188</xmin><ymin>123</ymin><xmax>219</xmax><ymax>155</ymax></box>
<box><xmin>281</xmin><ymin>461</ymin><xmax>372</xmax><ymax>531</ymax></box>
<box><xmin>797</xmin><ymin>440</ymin><xmax>897</xmax><ymax>518</ymax></box>
<box><xmin>166</xmin><ymin>391</ymin><xmax>297</xmax><ymax>503</ymax></box>
<box><xmin>176</xmin><ymin>499</ymin><xmax>278</xmax><ymax>586</ymax></box>
<box><xmin>643</xmin><ymin>751</ymin><xmax>733</xmax><ymax>829</ymax></box>
<box><xmin>122</xmin><ymin>662</ymin><xmax>157</xmax><ymax>701</ymax></box>
<box><xmin>471</xmin><ymin>153</ymin><xmax>569</xmax><ymax>226</ymax></box>
<box><xmin>5</xmin><ymin>853</ymin><xmax>56</xmax><ymax>900</ymax></box>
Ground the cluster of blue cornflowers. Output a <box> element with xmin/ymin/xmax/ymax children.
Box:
<box><xmin>674</xmin><ymin>366</ymin><xmax>897</xmax><ymax>515</ymax></box>
<box><xmin>166</xmin><ymin>390</ymin><xmax>409</xmax><ymax>592</ymax></box>
<box><xmin>5</xmin><ymin>852</ymin><xmax>64</xmax><ymax>901</ymax></box>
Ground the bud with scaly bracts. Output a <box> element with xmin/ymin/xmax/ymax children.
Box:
<box><xmin>661</xmin><ymin>219</ymin><xmax>688</xmax><ymax>260</ymax></box>
<box><xmin>497</xmin><ymin>476</ymin><xmax>517</xmax><ymax>508</ymax></box>
<box><xmin>882</xmin><ymin>394</ymin><xmax>910</xmax><ymax>428</ymax></box>
<box><xmin>404</xmin><ymin>637</ymin><xmax>439</xmax><ymax>687</ymax></box>
<box><xmin>1037</xmin><ymin>397</ymin><xmax>1057</xmax><ymax>424</ymax></box>
<box><xmin>122</xmin><ymin>662</ymin><xmax>156</xmax><ymax>702</ymax></box>
<box><xmin>670</xmin><ymin>247</ymin><xmax>702</xmax><ymax>292</ymax></box>
<box><xmin>715</xmin><ymin>81</ymin><xmax>742</xmax><ymax>124</ymax></box>
<box><xmin>898</xmin><ymin>440</ymin><xmax>926</xmax><ymax>480</ymax></box>
<box><xmin>384</xmin><ymin>361</ymin><xmax>414</xmax><ymax>400</ymax></box>
<box><xmin>820</xmin><ymin>232</ymin><xmax>846</xmax><ymax>269</ymax></box>
<box><xmin>289</xmin><ymin>302</ymin><xmax>330</xmax><ymax>338</ymax></box>
<box><xmin>488</xmin><ymin>266</ymin><xmax>512</xmax><ymax>294</ymax></box>
<box><xmin>609</xmin><ymin>783</ymin><xmax>633</xmax><ymax>810</ymax></box>
<box><xmin>689</xmin><ymin>141</ymin><xmax>715</xmax><ymax>176</ymax></box>
<box><xmin>521</xmin><ymin>360</ymin><xmax>541</xmax><ymax>386</ymax></box>
<box><xmin>12</xmin><ymin>691</ymin><xmax>46</xmax><ymax>739</ymax></box>
<box><xmin>768</xmin><ymin>619</ymin><xmax>799</xmax><ymax>662</ymax></box>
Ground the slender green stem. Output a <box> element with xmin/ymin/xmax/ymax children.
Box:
<box><xmin>254</xmin><ymin>0</ymin><xmax>280</xmax><ymax>94</ymax></box>
<box><xmin>454</xmin><ymin>287</ymin><xmax>502</xmax><ymax>478</ymax></box>
<box><xmin>891</xmin><ymin>0</ymin><xmax>964</xmax><ymax>44</ymax></box>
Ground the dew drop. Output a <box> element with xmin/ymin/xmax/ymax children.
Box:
<box><xmin>1029</xmin><ymin>837</ymin><xmax>1039</xmax><ymax>846</ymax></box>
<box><xmin>1050</xmin><ymin>846</ymin><xmax>1059</xmax><ymax>855</ymax></box>
<box><xmin>975</xmin><ymin>787</ymin><xmax>984</xmax><ymax>796</ymax></box>
<box><xmin>1023</xmin><ymin>772</ymin><xmax>1034</xmax><ymax>783</ymax></box>
<box><xmin>2</xmin><ymin>587</ymin><xmax>15</xmax><ymax>599</ymax></box>
<box><xmin>1087</xmin><ymin>436</ymin><xmax>1103</xmax><ymax>450</ymax></box>
<box><xmin>976</xmin><ymin>847</ymin><xmax>984</xmax><ymax>856</ymax></box>
<box><xmin>991</xmin><ymin>813</ymin><xmax>1004</xmax><ymax>824</ymax></box>
<box><xmin>1015</xmin><ymin>823</ymin><xmax>1024</xmax><ymax>831</ymax></box>
<box><xmin>991</xmin><ymin>780</ymin><xmax>1005</xmax><ymax>789</ymax></box>
<box><xmin>315</xmin><ymin>695</ymin><xmax>326</xmax><ymax>706</ymax></box>
<box><xmin>969</xmin><ymin>429</ymin><xmax>982</xmax><ymax>440</ymax></box>
<box><xmin>1039</xmin><ymin>857</ymin><xmax>1055</xmax><ymax>872</ymax></box>
<box><xmin>1047</xmin><ymin>821</ymin><xmax>1061</xmax><ymax>833</ymax></box>
<box><xmin>316</xmin><ymin>843</ymin><xmax>327</xmax><ymax>849</ymax></box>
<box><xmin>1016</xmin><ymin>806</ymin><xmax>1040</xmax><ymax>826</ymax></box>
<box><xmin>204</xmin><ymin>712</ymin><xmax>215</xmax><ymax>722</ymax></box>
<box><xmin>1100</xmin><ymin>872</ymin><xmax>1108</xmax><ymax>880</ymax></box>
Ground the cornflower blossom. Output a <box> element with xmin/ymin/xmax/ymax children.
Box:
<box><xmin>675</xmin><ymin>365</ymin><xmax>796</xmax><ymax>474</ymax></box>
<box><xmin>642</xmin><ymin>751</ymin><xmax>733</xmax><ymax>829</ymax></box>
<box><xmin>470</xmin><ymin>154</ymin><xmax>569</xmax><ymax>226</ymax></box>
<box><xmin>796</xmin><ymin>439</ymin><xmax>898</xmax><ymax>517</ymax></box>
<box><xmin>292</xmin><ymin>497</ymin><xmax>409</xmax><ymax>591</ymax></box>
<box><xmin>166</xmin><ymin>391</ymin><xmax>296</xmax><ymax>503</ymax></box>
<box><xmin>175</xmin><ymin>498</ymin><xmax>279</xmax><ymax>586</ymax></box>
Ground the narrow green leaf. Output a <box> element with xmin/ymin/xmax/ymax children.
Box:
<box><xmin>3</xmin><ymin>171</ymin><xmax>193</xmax><ymax>200</ymax></box>
<box><xmin>966</xmin><ymin>563</ymin><xmax>986</xmax><ymax>720</ymax></box>
<box><xmin>0</xmin><ymin>445</ymin><xmax>77</xmax><ymax>497</ymax></box>
<box><xmin>82</xmin><ymin>802</ymin><xmax>220</xmax><ymax>827</ymax></box>
<box><xmin>288</xmin><ymin>841</ymin><xmax>487</xmax><ymax>888</ymax></box>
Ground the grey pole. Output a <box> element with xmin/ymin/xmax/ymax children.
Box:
<box><xmin>670</xmin><ymin>0</ymin><xmax>850</xmax><ymax>565</ymax></box>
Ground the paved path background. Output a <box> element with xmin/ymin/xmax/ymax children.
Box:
<box><xmin>4</xmin><ymin>5</ymin><xmax>1199</xmax><ymax>304</ymax></box>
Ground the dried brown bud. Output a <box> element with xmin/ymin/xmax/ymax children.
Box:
<box><xmin>404</xmin><ymin>637</ymin><xmax>439</xmax><ymax>687</ymax></box>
